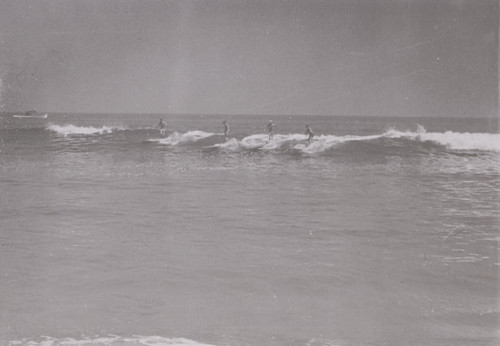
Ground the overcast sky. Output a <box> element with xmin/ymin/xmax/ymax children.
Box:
<box><xmin>0</xmin><ymin>0</ymin><xmax>497</xmax><ymax>116</ymax></box>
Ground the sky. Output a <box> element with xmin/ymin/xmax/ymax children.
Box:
<box><xmin>0</xmin><ymin>0</ymin><xmax>497</xmax><ymax>117</ymax></box>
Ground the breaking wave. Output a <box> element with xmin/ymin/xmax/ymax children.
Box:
<box><xmin>5</xmin><ymin>335</ymin><xmax>217</xmax><ymax>346</ymax></box>
<box><xmin>206</xmin><ymin>129</ymin><xmax>500</xmax><ymax>155</ymax></box>
<box><xmin>42</xmin><ymin>123</ymin><xmax>500</xmax><ymax>155</ymax></box>
<box><xmin>384</xmin><ymin>129</ymin><xmax>500</xmax><ymax>152</ymax></box>
<box><xmin>47</xmin><ymin>124</ymin><xmax>125</xmax><ymax>136</ymax></box>
<box><xmin>147</xmin><ymin>131</ymin><xmax>218</xmax><ymax>146</ymax></box>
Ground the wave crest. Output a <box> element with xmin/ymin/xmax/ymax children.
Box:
<box><xmin>385</xmin><ymin>129</ymin><xmax>500</xmax><ymax>152</ymax></box>
<box><xmin>6</xmin><ymin>335</ymin><xmax>217</xmax><ymax>346</ymax></box>
<box><xmin>210</xmin><ymin>130</ymin><xmax>500</xmax><ymax>154</ymax></box>
<box><xmin>45</xmin><ymin>123</ymin><xmax>499</xmax><ymax>154</ymax></box>
<box><xmin>149</xmin><ymin>131</ymin><xmax>217</xmax><ymax>145</ymax></box>
<box><xmin>47</xmin><ymin>124</ymin><xmax>124</xmax><ymax>136</ymax></box>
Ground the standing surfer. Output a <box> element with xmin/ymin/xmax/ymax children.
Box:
<box><xmin>223</xmin><ymin>120</ymin><xmax>230</xmax><ymax>141</ymax></box>
<box><xmin>305</xmin><ymin>124</ymin><xmax>314</xmax><ymax>143</ymax></box>
<box><xmin>158</xmin><ymin>118</ymin><xmax>167</xmax><ymax>136</ymax></box>
<box><xmin>266</xmin><ymin>120</ymin><xmax>276</xmax><ymax>140</ymax></box>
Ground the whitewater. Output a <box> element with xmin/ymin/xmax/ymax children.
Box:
<box><xmin>0</xmin><ymin>113</ymin><xmax>498</xmax><ymax>346</ymax></box>
<box><xmin>44</xmin><ymin>123</ymin><xmax>500</xmax><ymax>155</ymax></box>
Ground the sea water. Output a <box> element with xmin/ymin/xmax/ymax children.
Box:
<box><xmin>0</xmin><ymin>113</ymin><xmax>498</xmax><ymax>346</ymax></box>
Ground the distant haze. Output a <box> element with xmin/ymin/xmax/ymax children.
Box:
<box><xmin>0</xmin><ymin>0</ymin><xmax>497</xmax><ymax>117</ymax></box>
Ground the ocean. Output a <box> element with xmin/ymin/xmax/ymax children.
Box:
<box><xmin>0</xmin><ymin>113</ymin><xmax>498</xmax><ymax>346</ymax></box>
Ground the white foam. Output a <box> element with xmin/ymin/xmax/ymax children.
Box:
<box><xmin>294</xmin><ymin>134</ymin><xmax>384</xmax><ymax>154</ymax></box>
<box><xmin>235</xmin><ymin>133</ymin><xmax>309</xmax><ymax>150</ymax></box>
<box><xmin>152</xmin><ymin>131</ymin><xmax>215</xmax><ymax>146</ymax></box>
<box><xmin>47</xmin><ymin>124</ymin><xmax>124</xmax><ymax>136</ymax></box>
<box><xmin>292</xmin><ymin>126</ymin><xmax>500</xmax><ymax>154</ymax></box>
<box><xmin>151</xmin><ymin>127</ymin><xmax>500</xmax><ymax>153</ymax></box>
<box><xmin>8</xmin><ymin>335</ymin><xmax>217</xmax><ymax>346</ymax></box>
<box><xmin>385</xmin><ymin>129</ymin><xmax>500</xmax><ymax>152</ymax></box>
<box><xmin>261</xmin><ymin>133</ymin><xmax>306</xmax><ymax>150</ymax></box>
<box><xmin>212</xmin><ymin>138</ymin><xmax>240</xmax><ymax>151</ymax></box>
<box><xmin>210</xmin><ymin>132</ymin><xmax>382</xmax><ymax>154</ymax></box>
<box><xmin>239</xmin><ymin>134</ymin><xmax>269</xmax><ymax>149</ymax></box>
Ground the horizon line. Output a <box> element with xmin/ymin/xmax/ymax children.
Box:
<box><xmin>1</xmin><ymin>111</ymin><xmax>496</xmax><ymax>119</ymax></box>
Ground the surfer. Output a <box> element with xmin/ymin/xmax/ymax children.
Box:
<box><xmin>223</xmin><ymin>120</ymin><xmax>230</xmax><ymax>141</ymax></box>
<box><xmin>266</xmin><ymin>120</ymin><xmax>276</xmax><ymax>140</ymax></box>
<box><xmin>158</xmin><ymin>118</ymin><xmax>167</xmax><ymax>136</ymax></box>
<box><xmin>305</xmin><ymin>124</ymin><xmax>314</xmax><ymax>143</ymax></box>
